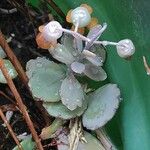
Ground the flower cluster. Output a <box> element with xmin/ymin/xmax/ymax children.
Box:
<box><xmin>35</xmin><ymin>4</ymin><xmax>135</xmax><ymax>59</ymax></box>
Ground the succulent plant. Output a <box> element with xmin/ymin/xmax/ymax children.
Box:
<box><xmin>23</xmin><ymin>4</ymin><xmax>136</xmax><ymax>150</ymax></box>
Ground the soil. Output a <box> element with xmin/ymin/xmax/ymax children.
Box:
<box><xmin>0</xmin><ymin>0</ymin><xmax>61</xmax><ymax>149</ymax></box>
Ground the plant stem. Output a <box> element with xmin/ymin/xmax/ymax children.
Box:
<box><xmin>94</xmin><ymin>41</ymin><xmax>118</xmax><ymax>46</ymax></box>
<box><xmin>74</xmin><ymin>19</ymin><xmax>79</xmax><ymax>33</ymax></box>
<box><xmin>143</xmin><ymin>56</ymin><xmax>150</xmax><ymax>75</ymax></box>
<box><xmin>0</xmin><ymin>104</ymin><xmax>18</xmax><ymax>112</ymax></box>
<box><xmin>40</xmin><ymin>118</ymin><xmax>65</xmax><ymax>140</ymax></box>
<box><xmin>95</xmin><ymin>128</ymin><xmax>117</xmax><ymax>150</ymax></box>
<box><xmin>0</xmin><ymin>31</ymin><xmax>28</xmax><ymax>86</ymax></box>
<box><xmin>0</xmin><ymin>58</ymin><xmax>43</xmax><ymax>150</ymax></box>
<box><xmin>0</xmin><ymin>108</ymin><xmax>23</xmax><ymax>150</ymax></box>
<box><xmin>60</xmin><ymin>28</ymin><xmax>118</xmax><ymax>46</ymax></box>
<box><xmin>0</xmin><ymin>31</ymin><xmax>51</xmax><ymax>128</ymax></box>
<box><xmin>44</xmin><ymin>0</ymin><xmax>66</xmax><ymax>20</ymax></box>
<box><xmin>61</xmin><ymin>28</ymin><xmax>90</xmax><ymax>42</ymax></box>
<box><xmin>0</xmin><ymin>91</ymin><xmax>17</xmax><ymax>106</ymax></box>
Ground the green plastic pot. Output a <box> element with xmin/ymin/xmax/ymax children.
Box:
<box><xmin>27</xmin><ymin>0</ymin><xmax>150</xmax><ymax>149</ymax></box>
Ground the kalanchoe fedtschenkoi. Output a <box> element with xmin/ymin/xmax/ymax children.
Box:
<box><xmin>42</xmin><ymin>21</ymin><xmax>63</xmax><ymax>41</ymax></box>
<box><xmin>25</xmin><ymin>4</ymin><xmax>135</xmax><ymax>146</ymax></box>
<box><xmin>35</xmin><ymin>21</ymin><xmax>61</xmax><ymax>50</ymax></box>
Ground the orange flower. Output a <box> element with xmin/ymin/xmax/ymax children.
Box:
<box><xmin>86</xmin><ymin>17</ymin><xmax>99</xmax><ymax>30</ymax></box>
<box><xmin>66</xmin><ymin>9</ymin><xmax>72</xmax><ymax>23</ymax></box>
<box><xmin>38</xmin><ymin>25</ymin><xmax>45</xmax><ymax>33</ymax></box>
<box><xmin>36</xmin><ymin>33</ymin><xmax>52</xmax><ymax>49</ymax></box>
<box><xmin>80</xmin><ymin>4</ymin><xmax>93</xmax><ymax>14</ymax></box>
<box><xmin>36</xmin><ymin>25</ymin><xmax>57</xmax><ymax>49</ymax></box>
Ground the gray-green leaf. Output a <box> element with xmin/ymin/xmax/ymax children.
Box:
<box><xmin>0</xmin><ymin>46</ymin><xmax>6</xmax><ymax>58</ymax></box>
<box><xmin>50</xmin><ymin>43</ymin><xmax>75</xmax><ymax>64</ymax></box>
<box><xmin>28</xmin><ymin>60</ymin><xmax>66</xmax><ymax>102</ymax></box>
<box><xmin>71</xmin><ymin>61</ymin><xmax>85</xmax><ymax>74</ymax></box>
<box><xmin>84</xmin><ymin>63</ymin><xmax>107</xmax><ymax>81</ymax></box>
<box><xmin>61</xmin><ymin>33</ymin><xmax>79</xmax><ymax>57</ymax></box>
<box><xmin>61</xmin><ymin>34</ymin><xmax>74</xmax><ymax>51</ymax></box>
<box><xmin>82</xmin><ymin>84</ymin><xmax>121</xmax><ymax>130</ymax></box>
<box><xmin>26</xmin><ymin>57</ymin><xmax>53</xmax><ymax>78</ymax></box>
<box><xmin>13</xmin><ymin>136</ymin><xmax>35</xmax><ymax>150</ymax></box>
<box><xmin>85</xmin><ymin>25</ymin><xmax>103</xmax><ymax>50</ymax></box>
<box><xmin>60</xmin><ymin>75</ymin><xmax>84</xmax><ymax>110</ymax></box>
<box><xmin>43</xmin><ymin>99</ymin><xmax>87</xmax><ymax>119</ymax></box>
<box><xmin>0</xmin><ymin>59</ymin><xmax>18</xmax><ymax>84</ymax></box>
<box><xmin>90</xmin><ymin>45</ymin><xmax>106</xmax><ymax>63</ymax></box>
<box><xmin>83</xmin><ymin>50</ymin><xmax>103</xmax><ymax>66</ymax></box>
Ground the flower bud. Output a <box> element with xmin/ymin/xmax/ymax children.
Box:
<box><xmin>116</xmin><ymin>39</ymin><xmax>135</xmax><ymax>58</ymax></box>
<box><xmin>42</xmin><ymin>21</ymin><xmax>63</xmax><ymax>41</ymax></box>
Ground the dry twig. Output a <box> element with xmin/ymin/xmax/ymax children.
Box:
<box><xmin>0</xmin><ymin>31</ymin><xmax>29</xmax><ymax>86</ymax></box>
<box><xmin>0</xmin><ymin>108</ymin><xmax>23</xmax><ymax>150</ymax></box>
<box><xmin>0</xmin><ymin>31</ymin><xmax>51</xmax><ymax>126</ymax></box>
<box><xmin>143</xmin><ymin>56</ymin><xmax>150</xmax><ymax>75</ymax></box>
<box><xmin>0</xmin><ymin>91</ymin><xmax>17</xmax><ymax>106</ymax></box>
<box><xmin>95</xmin><ymin>128</ymin><xmax>116</xmax><ymax>150</ymax></box>
<box><xmin>0</xmin><ymin>104</ymin><xmax>18</xmax><ymax>112</ymax></box>
<box><xmin>45</xmin><ymin>0</ymin><xmax>66</xmax><ymax>19</ymax></box>
<box><xmin>0</xmin><ymin>58</ymin><xmax>43</xmax><ymax>150</ymax></box>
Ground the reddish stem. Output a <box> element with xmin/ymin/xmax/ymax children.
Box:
<box><xmin>46</xmin><ymin>0</ymin><xmax>66</xmax><ymax>19</ymax></box>
<box><xmin>0</xmin><ymin>31</ymin><xmax>51</xmax><ymax>128</ymax></box>
<box><xmin>0</xmin><ymin>31</ymin><xmax>28</xmax><ymax>86</ymax></box>
<box><xmin>0</xmin><ymin>108</ymin><xmax>23</xmax><ymax>150</ymax></box>
<box><xmin>0</xmin><ymin>58</ymin><xmax>43</xmax><ymax>150</ymax></box>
